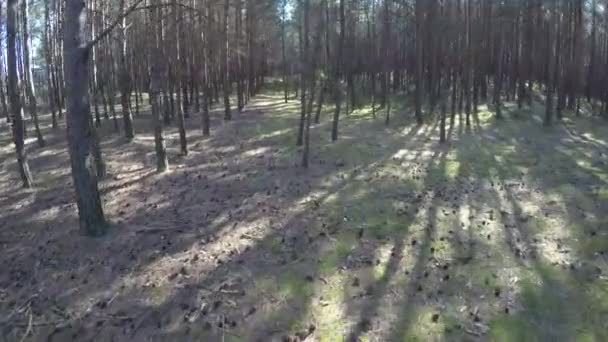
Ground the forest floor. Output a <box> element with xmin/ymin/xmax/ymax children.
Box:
<box><xmin>1</xmin><ymin>86</ymin><xmax>608</xmax><ymax>342</ymax></box>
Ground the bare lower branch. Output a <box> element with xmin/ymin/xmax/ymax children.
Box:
<box><xmin>87</xmin><ymin>0</ymin><xmax>146</xmax><ymax>49</ymax></box>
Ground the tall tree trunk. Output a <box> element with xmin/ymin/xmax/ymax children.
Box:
<box><xmin>64</xmin><ymin>0</ymin><xmax>107</xmax><ymax>236</ymax></box>
<box><xmin>573</xmin><ymin>0</ymin><xmax>583</xmax><ymax>116</ymax></box>
<box><xmin>383</xmin><ymin>0</ymin><xmax>391</xmax><ymax>126</ymax></box>
<box><xmin>175</xmin><ymin>1</ymin><xmax>188</xmax><ymax>155</ymax></box>
<box><xmin>247</xmin><ymin>0</ymin><xmax>256</xmax><ymax>97</ymax></box>
<box><xmin>301</xmin><ymin>0</ymin><xmax>316</xmax><ymax>168</ymax></box>
<box><xmin>414</xmin><ymin>0</ymin><xmax>424</xmax><ymax>125</ymax></box>
<box><xmin>119</xmin><ymin>0</ymin><xmax>134</xmax><ymax>141</ymax></box>
<box><xmin>107</xmin><ymin>46</ymin><xmax>119</xmax><ymax>131</ymax></box>
<box><xmin>201</xmin><ymin>1</ymin><xmax>211</xmax><ymax>137</ymax></box>
<box><xmin>464</xmin><ymin>0</ymin><xmax>472</xmax><ymax>129</ymax></box>
<box><xmin>331</xmin><ymin>0</ymin><xmax>345</xmax><ymax>141</ymax></box>
<box><xmin>222</xmin><ymin>0</ymin><xmax>232</xmax><ymax>120</ymax></box>
<box><xmin>281</xmin><ymin>0</ymin><xmax>288</xmax><ymax>103</ymax></box>
<box><xmin>150</xmin><ymin>0</ymin><xmax>168</xmax><ymax>172</ymax></box>
<box><xmin>586</xmin><ymin>0</ymin><xmax>597</xmax><ymax>102</ymax></box>
<box><xmin>236</xmin><ymin>0</ymin><xmax>244</xmax><ymax>111</ymax></box>
<box><xmin>494</xmin><ymin>20</ymin><xmax>504</xmax><ymax>120</ymax></box>
<box><xmin>44</xmin><ymin>0</ymin><xmax>58</xmax><ymax>128</ymax></box>
<box><xmin>544</xmin><ymin>1</ymin><xmax>558</xmax><ymax>126</ymax></box>
<box><xmin>22</xmin><ymin>0</ymin><xmax>45</xmax><ymax>147</ymax></box>
<box><xmin>1</xmin><ymin>5</ymin><xmax>10</xmax><ymax>124</ymax></box>
<box><xmin>297</xmin><ymin>2</ymin><xmax>306</xmax><ymax>147</ymax></box>
<box><xmin>7</xmin><ymin>0</ymin><xmax>34</xmax><ymax>188</ymax></box>
<box><xmin>438</xmin><ymin>0</ymin><xmax>447</xmax><ymax>143</ymax></box>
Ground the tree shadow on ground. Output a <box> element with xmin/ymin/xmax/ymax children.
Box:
<box><xmin>0</xmin><ymin>91</ymin><xmax>433</xmax><ymax>341</ymax></box>
<box><xmin>1</xmin><ymin>92</ymin><xmax>608</xmax><ymax>341</ymax></box>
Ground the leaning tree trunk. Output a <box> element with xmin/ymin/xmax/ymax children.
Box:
<box><xmin>7</xmin><ymin>0</ymin><xmax>34</xmax><ymax>188</ymax></box>
<box><xmin>65</xmin><ymin>0</ymin><xmax>107</xmax><ymax>236</ymax></box>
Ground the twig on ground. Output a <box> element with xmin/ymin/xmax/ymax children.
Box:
<box><xmin>12</xmin><ymin>319</ymin><xmax>66</xmax><ymax>328</ymax></box>
<box><xmin>0</xmin><ymin>294</ymin><xmax>38</xmax><ymax>326</ymax></box>
<box><xmin>17</xmin><ymin>306</ymin><xmax>32</xmax><ymax>342</ymax></box>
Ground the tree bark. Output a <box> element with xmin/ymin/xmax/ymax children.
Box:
<box><xmin>414</xmin><ymin>0</ymin><xmax>424</xmax><ymax>125</ymax></box>
<box><xmin>544</xmin><ymin>1</ymin><xmax>558</xmax><ymax>126</ymax></box>
<box><xmin>222</xmin><ymin>0</ymin><xmax>232</xmax><ymax>120</ymax></box>
<box><xmin>297</xmin><ymin>1</ymin><xmax>306</xmax><ymax>147</ymax></box>
<box><xmin>119</xmin><ymin>0</ymin><xmax>135</xmax><ymax>141</ymax></box>
<box><xmin>281</xmin><ymin>0</ymin><xmax>288</xmax><ymax>103</ymax></box>
<box><xmin>201</xmin><ymin>1</ymin><xmax>211</xmax><ymax>137</ymax></box>
<box><xmin>174</xmin><ymin>1</ymin><xmax>188</xmax><ymax>155</ymax></box>
<box><xmin>64</xmin><ymin>0</ymin><xmax>107</xmax><ymax>236</ymax></box>
<box><xmin>21</xmin><ymin>0</ymin><xmax>45</xmax><ymax>147</ymax></box>
<box><xmin>150</xmin><ymin>0</ymin><xmax>168</xmax><ymax>172</ymax></box>
<box><xmin>331</xmin><ymin>0</ymin><xmax>345</xmax><ymax>142</ymax></box>
<box><xmin>494</xmin><ymin>18</ymin><xmax>504</xmax><ymax>120</ymax></box>
<box><xmin>7</xmin><ymin>0</ymin><xmax>34</xmax><ymax>188</ymax></box>
<box><xmin>236</xmin><ymin>0</ymin><xmax>244</xmax><ymax>111</ymax></box>
<box><xmin>1</xmin><ymin>4</ymin><xmax>10</xmax><ymax>124</ymax></box>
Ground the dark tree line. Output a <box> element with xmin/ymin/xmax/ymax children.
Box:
<box><xmin>2</xmin><ymin>0</ymin><xmax>278</xmax><ymax>235</ymax></box>
<box><xmin>289</xmin><ymin>0</ymin><xmax>608</xmax><ymax>153</ymax></box>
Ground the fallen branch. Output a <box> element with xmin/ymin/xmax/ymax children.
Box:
<box><xmin>135</xmin><ymin>226</ymin><xmax>186</xmax><ymax>234</ymax></box>
<box><xmin>12</xmin><ymin>319</ymin><xmax>66</xmax><ymax>328</ymax></box>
